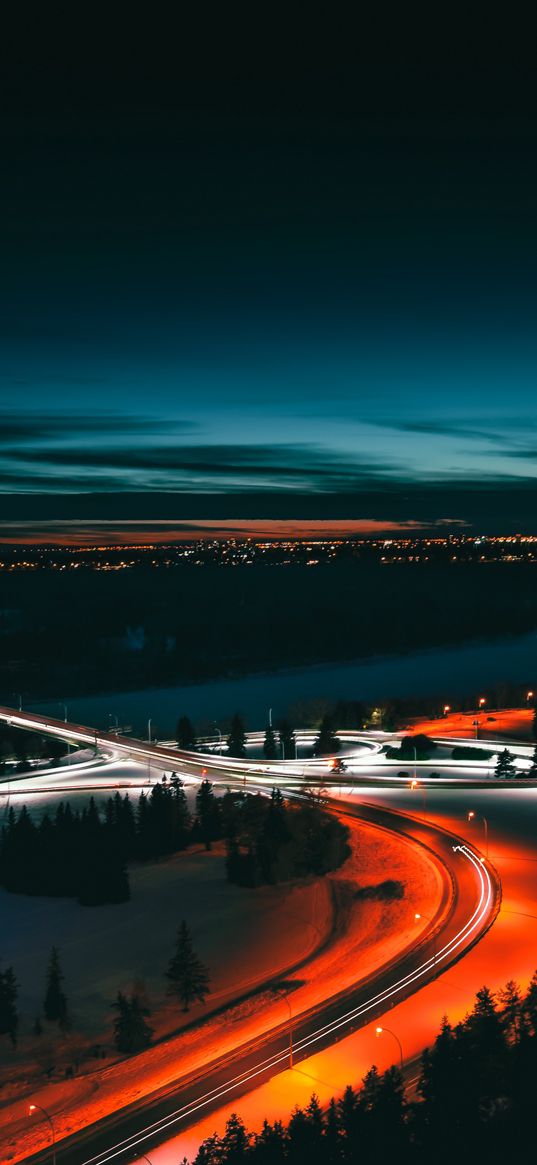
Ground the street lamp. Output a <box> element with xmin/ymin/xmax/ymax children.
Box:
<box><xmin>409</xmin><ymin>778</ymin><xmax>427</xmax><ymax>811</ymax></box>
<box><xmin>479</xmin><ymin>697</ymin><xmax>486</xmax><ymax>708</ymax></box>
<box><xmin>213</xmin><ymin>722</ymin><xmax>222</xmax><ymax>753</ymax></box>
<box><xmin>12</xmin><ymin>692</ymin><xmax>22</xmax><ymax>712</ymax></box>
<box><xmin>527</xmin><ymin>690</ymin><xmax>534</xmax><ymax>703</ymax></box>
<box><xmin>147</xmin><ymin>718</ymin><xmax>152</xmax><ymax>743</ymax></box>
<box><xmin>467</xmin><ymin>810</ymin><xmax>489</xmax><ymax>859</ymax></box>
<box><xmin>273</xmin><ymin>985</ymin><xmax>294</xmax><ymax>1068</ymax></box>
<box><xmin>443</xmin><ymin>704</ymin><xmax>451</xmax><ymax>715</ymax></box>
<box><xmin>414</xmin><ymin>910</ymin><xmax>437</xmax><ymax>971</ymax></box>
<box><xmin>57</xmin><ymin>704</ymin><xmax>71</xmax><ymax>765</ymax></box>
<box><xmin>375</xmin><ymin>1025</ymin><xmax>403</xmax><ymax>1071</ymax></box>
<box><xmin>108</xmin><ymin>713</ymin><xmax>119</xmax><ymax>732</ymax></box>
<box><xmin>28</xmin><ymin>1103</ymin><xmax>56</xmax><ymax>1165</ymax></box>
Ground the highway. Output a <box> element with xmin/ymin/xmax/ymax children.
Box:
<box><xmin>17</xmin><ymin>794</ymin><xmax>498</xmax><ymax>1165</ymax></box>
<box><xmin>1</xmin><ymin>704</ymin><xmax>528</xmax><ymax>1164</ymax></box>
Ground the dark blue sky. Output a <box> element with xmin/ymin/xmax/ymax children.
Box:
<box><xmin>2</xmin><ymin>11</ymin><xmax>537</xmax><ymax>540</ymax></box>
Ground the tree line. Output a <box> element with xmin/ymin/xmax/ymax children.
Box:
<box><xmin>224</xmin><ymin>788</ymin><xmax>350</xmax><ymax>888</ymax></box>
<box><xmin>191</xmin><ymin>974</ymin><xmax>537</xmax><ymax>1165</ymax></box>
<box><xmin>0</xmin><ymin>779</ymin><xmax>350</xmax><ymax>904</ymax></box>
<box><xmin>177</xmin><ymin>711</ymin><xmax>342</xmax><ymax>758</ymax></box>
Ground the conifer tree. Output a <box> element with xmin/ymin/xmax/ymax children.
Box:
<box><xmin>227</xmin><ymin>713</ymin><xmax>247</xmax><ymax>759</ymax></box>
<box><xmin>195</xmin><ymin>779</ymin><xmax>220</xmax><ymax>850</ymax></box>
<box><xmin>44</xmin><ymin>946</ymin><xmax>69</xmax><ymax>1027</ymax></box>
<box><xmin>277</xmin><ymin>721</ymin><xmax>296</xmax><ymax>760</ymax></box>
<box><xmin>176</xmin><ymin>716</ymin><xmax>197</xmax><ymax>750</ymax></box>
<box><xmin>313</xmin><ymin>714</ymin><xmax>340</xmax><ymax>757</ymax></box>
<box><xmin>166</xmin><ymin>921</ymin><xmax>210</xmax><ymax>1011</ymax></box>
<box><xmin>263</xmin><ymin>724</ymin><xmax>277</xmax><ymax>760</ymax></box>
<box><xmin>112</xmin><ymin>991</ymin><xmax>153</xmax><ymax>1053</ymax></box>
<box><xmin>495</xmin><ymin>747</ymin><xmax>517</xmax><ymax>778</ymax></box>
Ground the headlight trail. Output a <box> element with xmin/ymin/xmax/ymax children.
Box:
<box><xmin>74</xmin><ymin>844</ymin><xmax>495</xmax><ymax>1165</ymax></box>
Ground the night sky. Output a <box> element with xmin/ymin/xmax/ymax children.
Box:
<box><xmin>2</xmin><ymin>9</ymin><xmax>537</xmax><ymax>542</ymax></box>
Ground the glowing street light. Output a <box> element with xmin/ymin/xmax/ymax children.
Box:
<box><xmin>415</xmin><ymin>910</ymin><xmax>437</xmax><ymax>970</ymax></box>
<box><xmin>479</xmin><ymin>697</ymin><xmax>486</xmax><ymax>708</ymax></box>
<box><xmin>375</xmin><ymin>1024</ymin><xmax>403</xmax><ymax>1070</ymax></box>
<box><xmin>468</xmin><ymin>810</ymin><xmax>489</xmax><ymax>859</ymax></box>
<box><xmin>409</xmin><ymin>778</ymin><xmax>427</xmax><ymax>811</ymax></box>
<box><xmin>443</xmin><ymin>704</ymin><xmax>451</xmax><ymax>715</ymax></box>
<box><xmin>28</xmin><ymin>1103</ymin><xmax>56</xmax><ymax>1165</ymax></box>
<box><xmin>527</xmin><ymin>690</ymin><xmax>534</xmax><ymax>703</ymax></box>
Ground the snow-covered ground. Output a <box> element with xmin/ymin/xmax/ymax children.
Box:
<box><xmin>0</xmin><ymin>814</ymin><xmax>444</xmax><ymax>1164</ymax></box>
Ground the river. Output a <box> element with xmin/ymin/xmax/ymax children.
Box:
<box><xmin>25</xmin><ymin>629</ymin><xmax>537</xmax><ymax>737</ymax></box>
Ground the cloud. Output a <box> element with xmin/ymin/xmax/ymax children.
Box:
<box><xmin>0</xmin><ymin>411</ymin><xmax>197</xmax><ymax>444</ymax></box>
<box><xmin>374</xmin><ymin>417</ymin><xmax>535</xmax><ymax>446</ymax></box>
<box><xmin>0</xmin><ymin>440</ymin><xmax>406</xmax><ymax>494</ymax></box>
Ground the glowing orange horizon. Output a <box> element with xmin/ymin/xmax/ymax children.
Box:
<box><xmin>0</xmin><ymin>518</ymin><xmax>429</xmax><ymax>547</ymax></box>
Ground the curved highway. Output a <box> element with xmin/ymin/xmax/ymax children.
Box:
<box><xmin>21</xmin><ymin>797</ymin><xmax>500</xmax><ymax>1165</ymax></box>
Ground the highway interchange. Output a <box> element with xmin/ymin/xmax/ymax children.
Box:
<box><xmin>0</xmin><ymin>705</ymin><xmax>535</xmax><ymax>1163</ymax></box>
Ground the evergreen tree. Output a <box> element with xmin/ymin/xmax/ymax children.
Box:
<box><xmin>523</xmin><ymin>969</ymin><xmax>537</xmax><ymax>1035</ymax></box>
<box><xmin>277</xmin><ymin>720</ymin><xmax>296</xmax><ymax>760</ymax></box>
<box><xmin>195</xmin><ymin>778</ymin><xmax>221</xmax><ymax>850</ymax></box>
<box><xmin>176</xmin><ymin>715</ymin><xmax>197</xmax><ymax>750</ymax></box>
<box><xmin>112</xmin><ymin>991</ymin><xmax>153</xmax><ymax>1053</ymax></box>
<box><xmin>499</xmin><ymin>979</ymin><xmax>526</xmax><ymax>1044</ymax></box>
<box><xmin>170</xmin><ymin>776</ymin><xmax>192</xmax><ymax>849</ymax></box>
<box><xmin>263</xmin><ymin>724</ymin><xmax>277</xmax><ymax>760</ymax></box>
<box><xmin>220</xmin><ymin>1113</ymin><xmax>250</xmax><ymax>1163</ymax></box>
<box><xmin>253</xmin><ymin>1119</ymin><xmax>286</xmax><ymax>1164</ymax></box>
<box><xmin>313</xmin><ymin>714</ymin><xmax>340</xmax><ymax>757</ymax></box>
<box><xmin>495</xmin><ymin>748</ymin><xmax>517</xmax><ymax>778</ymax></box>
<box><xmin>166</xmin><ymin>921</ymin><xmax>210</xmax><ymax>1011</ymax></box>
<box><xmin>0</xmin><ymin>966</ymin><xmax>18</xmax><ymax>1045</ymax></box>
<box><xmin>43</xmin><ymin>946</ymin><xmax>69</xmax><ymax>1027</ymax></box>
<box><xmin>528</xmin><ymin>745</ymin><xmax>537</xmax><ymax>777</ymax></box>
<box><xmin>227</xmin><ymin>713</ymin><xmax>247</xmax><ymax>759</ymax></box>
<box><xmin>324</xmin><ymin>1097</ymin><xmax>341</xmax><ymax>1165</ymax></box>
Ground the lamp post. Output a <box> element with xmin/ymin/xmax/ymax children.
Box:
<box><xmin>147</xmin><ymin>718</ymin><xmax>152</xmax><ymax>743</ymax></box>
<box><xmin>108</xmin><ymin>714</ymin><xmax>119</xmax><ymax>732</ymax></box>
<box><xmin>13</xmin><ymin>692</ymin><xmax>22</xmax><ymax>712</ymax></box>
<box><xmin>527</xmin><ymin>690</ymin><xmax>534</xmax><ymax>704</ymax></box>
<box><xmin>410</xmin><ymin>778</ymin><xmax>427</xmax><ymax>812</ymax></box>
<box><xmin>29</xmin><ymin>1103</ymin><xmax>56</xmax><ymax>1165</ymax></box>
<box><xmin>467</xmin><ymin>810</ymin><xmax>489</xmax><ymax>859</ymax></box>
<box><xmin>415</xmin><ymin>910</ymin><xmax>437</xmax><ymax>971</ymax></box>
<box><xmin>213</xmin><ymin>723</ymin><xmax>222</xmax><ymax>753</ymax></box>
<box><xmin>443</xmin><ymin>704</ymin><xmax>451</xmax><ymax>716</ymax></box>
<box><xmin>375</xmin><ymin>1025</ymin><xmax>403</xmax><ymax>1071</ymax></box>
<box><xmin>57</xmin><ymin>704</ymin><xmax>71</xmax><ymax>764</ymax></box>
<box><xmin>273</xmin><ymin>986</ymin><xmax>293</xmax><ymax>1068</ymax></box>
